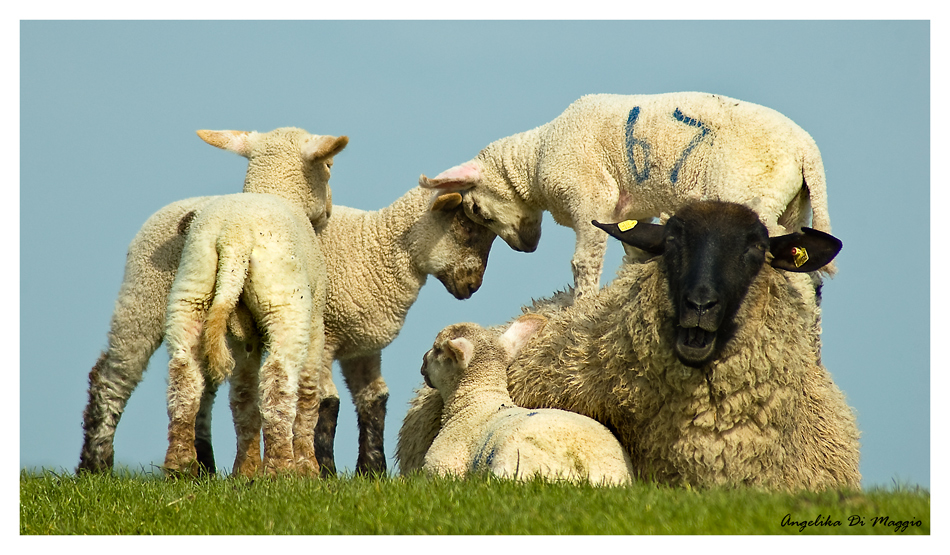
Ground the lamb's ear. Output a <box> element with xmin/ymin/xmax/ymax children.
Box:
<box><xmin>592</xmin><ymin>219</ymin><xmax>666</xmax><ymax>255</ymax></box>
<box><xmin>197</xmin><ymin>130</ymin><xmax>253</xmax><ymax>157</ymax></box>
<box><xmin>304</xmin><ymin>135</ymin><xmax>349</xmax><ymax>162</ymax></box>
<box><xmin>430</xmin><ymin>192</ymin><xmax>463</xmax><ymax>212</ymax></box>
<box><xmin>769</xmin><ymin>227</ymin><xmax>843</xmax><ymax>272</ymax></box>
<box><xmin>419</xmin><ymin>161</ymin><xmax>481</xmax><ymax>191</ymax></box>
<box><xmin>446</xmin><ymin>337</ymin><xmax>475</xmax><ymax>368</ymax></box>
<box><xmin>499</xmin><ymin>314</ymin><xmax>547</xmax><ymax>359</ymax></box>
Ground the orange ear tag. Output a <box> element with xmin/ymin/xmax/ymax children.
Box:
<box><xmin>618</xmin><ymin>220</ymin><xmax>638</xmax><ymax>232</ymax></box>
<box><xmin>791</xmin><ymin>246</ymin><xmax>809</xmax><ymax>268</ymax></box>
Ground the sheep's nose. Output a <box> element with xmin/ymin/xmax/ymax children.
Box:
<box><xmin>685</xmin><ymin>293</ymin><xmax>719</xmax><ymax>315</ymax></box>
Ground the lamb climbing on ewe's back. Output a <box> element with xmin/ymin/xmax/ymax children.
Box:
<box><xmin>77</xmin><ymin>127</ymin><xmax>348</xmax><ymax>474</ymax></box>
<box><xmin>421</xmin><ymin>314</ymin><xmax>634</xmax><ymax>486</ymax></box>
<box><xmin>419</xmin><ymin>92</ymin><xmax>834</xmax><ymax>297</ymax></box>
<box><xmin>164</xmin><ymin>192</ymin><xmax>330</xmax><ymax>477</ymax></box>
<box><xmin>398</xmin><ymin>200</ymin><xmax>860</xmax><ymax>491</ymax></box>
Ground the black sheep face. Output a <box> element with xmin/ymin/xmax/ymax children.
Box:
<box><xmin>593</xmin><ymin>200</ymin><xmax>842</xmax><ymax>369</ymax></box>
<box><xmin>659</xmin><ymin>203</ymin><xmax>770</xmax><ymax>367</ymax></box>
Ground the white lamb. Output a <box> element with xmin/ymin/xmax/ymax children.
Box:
<box><xmin>164</xmin><ymin>193</ymin><xmax>328</xmax><ymax>477</ymax></box>
<box><xmin>78</xmin><ymin>126</ymin><xmax>348</xmax><ymax>474</ymax></box>
<box><xmin>419</xmin><ymin>92</ymin><xmax>834</xmax><ymax>298</ymax></box>
<box><xmin>420</xmin><ymin>314</ymin><xmax>634</xmax><ymax>486</ymax></box>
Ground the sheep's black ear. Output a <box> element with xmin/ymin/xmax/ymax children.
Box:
<box><xmin>769</xmin><ymin>227</ymin><xmax>842</xmax><ymax>272</ymax></box>
<box><xmin>592</xmin><ymin>220</ymin><xmax>666</xmax><ymax>255</ymax></box>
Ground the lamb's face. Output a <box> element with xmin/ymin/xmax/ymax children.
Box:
<box><xmin>420</xmin><ymin>195</ymin><xmax>498</xmax><ymax>300</ymax></box>
<box><xmin>461</xmin><ymin>188</ymin><xmax>542</xmax><ymax>253</ymax></box>
<box><xmin>420</xmin><ymin>326</ymin><xmax>477</xmax><ymax>396</ymax></box>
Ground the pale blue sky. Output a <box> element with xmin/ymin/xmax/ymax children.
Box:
<box><xmin>19</xmin><ymin>20</ymin><xmax>931</xmax><ymax>489</ymax></box>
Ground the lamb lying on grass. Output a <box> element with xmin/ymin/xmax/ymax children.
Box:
<box><xmin>78</xmin><ymin>126</ymin><xmax>348</xmax><ymax>474</ymax></box>
<box><xmin>420</xmin><ymin>314</ymin><xmax>634</xmax><ymax>486</ymax></box>
<box><xmin>164</xmin><ymin>193</ymin><xmax>328</xmax><ymax>477</ymax></box>
<box><xmin>398</xmin><ymin>200</ymin><xmax>860</xmax><ymax>491</ymax></box>
<box><xmin>419</xmin><ymin>92</ymin><xmax>834</xmax><ymax>298</ymax></box>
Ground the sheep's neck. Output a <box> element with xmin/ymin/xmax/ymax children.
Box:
<box><xmin>243</xmin><ymin>161</ymin><xmax>323</xmax><ymax>221</ymax></box>
<box><xmin>479</xmin><ymin>125</ymin><xmax>546</xmax><ymax>209</ymax></box>
<box><xmin>441</xmin><ymin>370</ymin><xmax>513</xmax><ymax>426</ymax></box>
<box><xmin>350</xmin><ymin>189</ymin><xmax>428</xmax><ymax>324</ymax></box>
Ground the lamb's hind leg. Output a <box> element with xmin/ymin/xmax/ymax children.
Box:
<box><xmin>257</xmin><ymin>314</ymin><xmax>309</xmax><ymax>476</ymax></box>
<box><xmin>78</xmin><ymin>293</ymin><xmax>168</xmax><ymax>473</ymax></box>
<box><xmin>227</xmin><ymin>334</ymin><xmax>264</xmax><ymax>477</ymax></box>
<box><xmin>164</xmin><ymin>334</ymin><xmax>205</xmax><ymax>477</ymax></box>
<box><xmin>341</xmin><ymin>353</ymin><xmax>389</xmax><ymax>475</ymax></box>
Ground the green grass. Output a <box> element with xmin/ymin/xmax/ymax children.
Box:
<box><xmin>20</xmin><ymin>469</ymin><xmax>929</xmax><ymax>535</ymax></box>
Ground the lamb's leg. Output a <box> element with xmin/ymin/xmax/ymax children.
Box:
<box><xmin>570</xmin><ymin>225</ymin><xmax>608</xmax><ymax>298</ymax></box>
<box><xmin>78</xmin><ymin>290</ymin><xmax>168</xmax><ymax>473</ymax></box>
<box><xmin>256</xmin><ymin>310</ymin><xmax>309</xmax><ymax>476</ymax></box>
<box><xmin>228</xmin><ymin>334</ymin><xmax>263</xmax><ymax>477</ymax></box>
<box><xmin>313</xmin><ymin>348</ymin><xmax>340</xmax><ymax>477</ymax></box>
<box><xmin>291</xmin><ymin>316</ymin><xmax>325</xmax><ymax>477</ymax></box>
<box><xmin>164</xmin><ymin>343</ymin><xmax>205</xmax><ymax>477</ymax></box>
<box><xmin>341</xmin><ymin>352</ymin><xmax>389</xmax><ymax>475</ymax></box>
<box><xmin>194</xmin><ymin>379</ymin><xmax>218</xmax><ymax>474</ymax></box>
<box><xmin>258</xmin><ymin>354</ymin><xmax>299</xmax><ymax>476</ymax></box>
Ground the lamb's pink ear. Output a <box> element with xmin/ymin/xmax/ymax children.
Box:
<box><xmin>430</xmin><ymin>192</ymin><xmax>463</xmax><ymax>212</ymax></box>
<box><xmin>418</xmin><ymin>161</ymin><xmax>482</xmax><ymax>192</ymax></box>
<box><xmin>499</xmin><ymin>314</ymin><xmax>547</xmax><ymax>359</ymax></box>
<box><xmin>197</xmin><ymin>130</ymin><xmax>253</xmax><ymax>157</ymax></box>
<box><xmin>447</xmin><ymin>337</ymin><xmax>475</xmax><ymax>368</ymax></box>
<box><xmin>303</xmin><ymin>135</ymin><xmax>349</xmax><ymax>162</ymax></box>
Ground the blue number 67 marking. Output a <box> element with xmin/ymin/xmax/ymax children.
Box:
<box><xmin>669</xmin><ymin>108</ymin><xmax>711</xmax><ymax>186</ymax></box>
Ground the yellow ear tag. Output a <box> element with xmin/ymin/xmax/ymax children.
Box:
<box><xmin>791</xmin><ymin>246</ymin><xmax>809</xmax><ymax>268</ymax></box>
<box><xmin>617</xmin><ymin>219</ymin><xmax>638</xmax><ymax>232</ymax></box>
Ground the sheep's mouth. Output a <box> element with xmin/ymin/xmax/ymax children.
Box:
<box><xmin>675</xmin><ymin>326</ymin><xmax>717</xmax><ymax>367</ymax></box>
<box><xmin>421</xmin><ymin>358</ymin><xmax>434</xmax><ymax>389</ymax></box>
<box><xmin>437</xmin><ymin>270</ymin><xmax>484</xmax><ymax>300</ymax></box>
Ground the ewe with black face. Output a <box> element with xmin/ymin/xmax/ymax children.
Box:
<box><xmin>398</xmin><ymin>200</ymin><xmax>860</xmax><ymax>491</ymax></box>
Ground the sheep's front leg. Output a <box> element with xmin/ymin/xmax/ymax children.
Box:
<box><xmin>341</xmin><ymin>352</ymin><xmax>389</xmax><ymax>475</ymax></box>
<box><xmin>313</xmin><ymin>348</ymin><xmax>340</xmax><ymax>476</ymax></box>
<box><xmin>570</xmin><ymin>225</ymin><xmax>608</xmax><ymax>298</ymax></box>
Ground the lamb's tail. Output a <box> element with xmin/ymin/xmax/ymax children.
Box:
<box><xmin>802</xmin><ymin>139</ymin><xmax>837</xmax><ymax>276</ymax></box>
<box><xmin>202</xmin><ymin>237</ymin><xmax>251</xmax><ymax>384</ymax></box>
